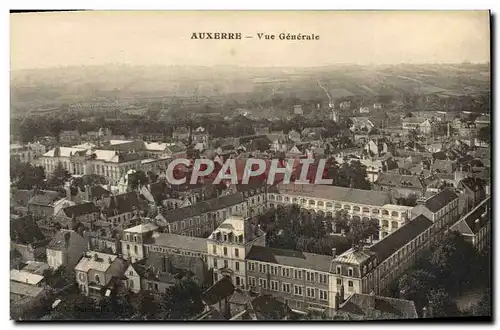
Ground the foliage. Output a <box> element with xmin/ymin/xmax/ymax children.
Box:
<box><xmin>477</xmin><ymin>125</ymin><xmax>491</xmax><ymax>144</ymax></box>
<box><xmin>10</xmin><ymin>158</ymin><xmax>46</xmax><ymax>189</ymax></box>
<box><xmin>464</xmin><ymin>293</ymin><xmax>491</xmax><ymax>317</ymax></box>
<box><xmin>46</xmin><ymin>162</ymin><xmax>72</xmax><ymax>189</ymax></box>
<box><xmin>396</xmin><ymin>193</ymin><xmax>418</xmax><ymax>207</ymax></box>
<box><xmin>426</xmin><ymin>289</ymin><xmax>461</xmax><ymax>318</ymax></box>
<box><xmin>128</xmin><ymin>170</ymin><xmax>150</xmax><ymax>190</ymax></box>
<box><xmin>157</xmin><ymin>278</ymin><xmax>204</xmax><ymax>320</ymax></box>
<box><xmin>398</xmin><ymin>269</ymin><xmax>436</xmax><ymax>311</ymax></box>
<box><xmin>324</xmin><ymin>159</ymin><xmax>371</xmax><ymax>190</ymax></box>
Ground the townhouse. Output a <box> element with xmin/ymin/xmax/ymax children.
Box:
<box><xmin>53</xmin><ymin>202</ymin><xmax>101</xmax><ymax>228</ymax></box>
<box><xmin>450</xmin><ymin>197</ymin><xmax>491</xmax><ymax>251</ymax></box>
<box><xmin>75</xmin><ymin>251</ymin><xmax>128</xmax><ymax>296</ymax></box>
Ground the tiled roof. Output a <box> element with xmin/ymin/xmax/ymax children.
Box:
<box><xmin>101</xmin><ymin>192</ymin><xmax>141</xmax><ymax>217</ymax></box>
<box><xmin>75</xmin><ymin>251</ymin><xmax>118</xmax><ymax>273</ymax></box>
<box><xmin>424</xmin><ymin>189</ymin><xmax>458</xmax><ymax>213</ymax></box>
<box><xmin>145</xmin><ymin>232</ymin><xmax>207</xmax><ymax>253</ymax></box>
<box><xmin>28</xmin><ymin>190</ymin><xmax>63</xmax><ymax>206</ymax></box>
<box><xmin>463</xmin><ymin>201</ymin><xmax>490</xmax><ymax>234</ymax></box>
<box><xmin>90</xmin><ymin>186</ymin><xmax>111</xmax><ymax>199</ymax></box>
<box><xmin>272</xmin><ymin>184</ymin><xmax>392</xmax><ymax>206</ymax></box>
<box><xmin>450</xmin><ymin>219</ymin><xmax>473</xmax><ymax>236</ymax></box>
<box><xmin>339</xmin><ymin>293</ymin><xmax>418</xmax><ymax>319</ymax></box>
<box><xmin>202</xmin><ymin>276</ymin><xmax>235</xmax><ymax>306</ymax></box>
<box><xmin>370</xmin><ymin>215</ymin><xmax>432</xmax><ymax>262</ymax></box>
<box><xmin>246</xmin><ymin>245</ymin><xmax>333</xmax><ymax>273</ymax></box>
<box><xmin>158</xmin><ymin>193</ymin><xmax>245</xmax><ymax>223</ymax></box>
<box><xmin>432</xmin><ymin>159</ymin><xmax>456</xmax><ymax>174</ymax></box>
<box><xmin>62</xmin><ymin>202</ymin><xmax>100</xmax><ymax>218</ymax></box>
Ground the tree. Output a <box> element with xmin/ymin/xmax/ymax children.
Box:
<box><xmin>477</xmin><ymin>125</ymin><xmax>491</xmax><ymax>144</ymax></box>
<box><xmin>128</xmin><ymin>170</ymin><xmax>149</xmax><ymax>190</ymax></box>
<box><xmin>398</xmin><ymin>269</ymin><xmax>436</xmax><ymax>312</ymax></box>
<box><xmin>396</xmin><ymin>193</ymin><xmax>418</xmax><ymax>207</ymax></box>
<box><xmin>10</xmin><ymin>159</ymin><xmax>46</xmax><ymax>189</ymax></box>
<box><xmin>158</xmin><ymin>278</ymin><xmax>204</xmax><ymax>320</ymax></box>
<box><xmin>465</xmin><ymin>293</ymin><xmax>491</xmax><ymax>317</ymax></box>
<box><xmin>429</xmin><ymin>232</ymin><xmax>480</xmax><ymax>293</ymax></box>
<box><xmin>133</xmin><ymin>290</ymin><xmax>158</xmax><ymax>319</ymax></box>
<box><xmin>46</xmin><ymin>162</ymin><xmax>71</xmax><ymax>188</ymax></box>
<box><xmin>426</xmin><ymin>289</ymin><xmax>461</xmax><ymax>318</ymax></box>
<box><xmin>49</xmin><ymin>294</ymin><xmax>100</xmax><ymax>320</ymax></box>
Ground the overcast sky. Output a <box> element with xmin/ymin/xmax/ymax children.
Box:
<box><xmin>10</xmin><ymin>11</ymin><xmax>490</xmax><ymax>70</ymax></box>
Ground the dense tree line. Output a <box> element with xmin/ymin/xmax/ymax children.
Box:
<box><xmin>396</xmin><ymin>231</ymin><xmax>491</xmax><ymax>318</ymax></box>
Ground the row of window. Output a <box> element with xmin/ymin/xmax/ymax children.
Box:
<box><xmin>248</xmin><ymin>261</ymin><xmax>328</xmax><ymax>283</ymax></box>
<box><xmin>268</xmin><ymin>195</ymin><xmax>403</xmax><ymax>216</ymax></box>
<box><xmin>213</xmin><ymin>245</ymin><xmax>240</xmax><ymax>257</ymax></box>
<box><xmin>248</xmin><ymin>277</ymin><xmax>328</xmax><ymax>301</ymax></box>
<box><xmin>213</xmin><ymin>259</ymin><xmax>240</xmax><ymax>271</ymax></box>
<box><xmin>147</xmin><ymin>245</ymin><xmax>203</xmax><ymax>258</ymax></box>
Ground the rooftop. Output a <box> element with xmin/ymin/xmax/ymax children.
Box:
<box><xmin>146</xmin><ymin>232</ymin><xmax>207</xmax><ymax>253</ymax></box>
<box><xmin>369</xmin><ymin>215</ymin><xmax>433</xmax><ymax>262</ymax></box>
<box><xmin>339</xmin><ymin>293</ymin><xmax>418</xmax><ymax>319</ymax></box>
<box><xmin>74</xmin><ymin>251</ymin><xmax>118</xmax><ymax>273</ymax></box>
<box><xmin>10</xmin><ymin>269</ymin><xmax>44</xmax><ymax>286</ymax></box>
<box><xmin>124</xmin><ymin>222</ymin><xmax>159</xmax><ymax>234</ymax></box>
<box><xmin>246</xmin><ymin>245</ymin><xmax>333</xmax><ymax>273</ymax></box>
<box><xmin>424</xmin><ymin>189</ymin><xmax>458</xmax><ymax>213</ymax></box>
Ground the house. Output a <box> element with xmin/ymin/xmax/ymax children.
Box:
<box><xmin>202</xmin><ymin>275</ymin><xmax>235</xmax><ymax>318</ymax></box>
<box><xmin>334</xmin><ymin>293</ymin><xmax>418</xmax><ymax>320</ymax></box>
<box><xmin>124</xmin><ymin>251</ymin><xmax>194</xmax><ymax>297</ymax></box>
<box><xmin>10</xmin><ymin>142</ymin><xmax>46</xmax><ymax>163</ymax></box>
<box><xmin>75</xmin><ymin>251</ymin><xmax>128</xmax><ymax>296</ymax></box>
<box><xmin>86</xmin><ymin>227</ymin><xmax>121</xmax><ymax>254</ymax></box>
<box><xmin>120</xmin><ymin>222</ymin><xmax>159</xmax><ymax>263</ymax></box>
<box><xmin>27</xmin><ymin>191</ymin><xmax>72</xmax><ymax>220</ymax></box>
<box><xmin>46</xmin><ymin>230</ymin><xmax>88</xmax><ymax>270</ymax></box>
<box><xmin>53</xmin><ymin>202</ymin><xmax>100</xmax><ymax>229</ymax></box>
<box><xmin>97</xmin><ymin>192</ymin><xmax>145</xmax><ymax>230</ymax></box>
<box><xmin>10</xmin><ymin>214</ymin><xmax>50</xmax><ymax>262</ymax></box>
<box><xmin>457</xmin><ymin>177</ymin><xmax>486</xmax><ymax>210</ymax></box>
<box><xmin>431</xmin><ymin>159</ymin><xmax>456</xmax><ymax>175</ymax></box>
<box><xmin>265</xmin><ymin>134</ymin><xmax>289</xmax><ymax>152</ymax></box>
<box><xmin>10</xmin><ymin>189</ymin><xmax>35</xmax><ymax>215</ymax></box>
<box><xmin>293</xmin><ymin>105</ymin><xmax>303</xmax><ymax>115</ymax></box>
<box><xmin>374</xmin><ymin>173</ymin><xmax>425</xmax><ymax>197</ymax></box>
<box><xmin>402</xmin><ymin>117</ymin><xmax>431</xmax><ymax>134</ymax></box>
<box><xmin>364</xmin><ymin>138</ymin><xmax>394</xmax><ymax>157</ymax></box>
<box><xmin>59</xmin><ymin>130</ymin><xmax>80</xmax><ymax>144</ymax></box>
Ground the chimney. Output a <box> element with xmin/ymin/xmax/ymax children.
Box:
<box><xmin>335</xmin><ymin>292</ymin><xmax>340</xmax><ymax>310</ymax></box>
<box><xmin>332</xmin><ymin>248</ymin><xmax>337</xmax><ymax>258</ymax></box>
<box><xmin>108</xmin><ymin>257</ymin><xmax>112</xmax><ymax>264</ymax></box>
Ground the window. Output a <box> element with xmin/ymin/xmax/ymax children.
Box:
<box><xmin>213</xmin><ymin>245</ymin><xmax>217</xmax><ymax>254</ymax></box>
<box><xmin>306</xmin><ymin>271</ymin><xmax>311</xmax><ymax>281</ymax></box>
<box><xmin>337</xmin><ymin>278</ymin><xmax>342</xmax><ymax>285</ymax></box>
<box><xmin>129</xmin><ymin>280</ymin><xmax>134</xmax><ymax>288</ymax></box>
<box><xmin>270</xmin><ymin>280</ymin><xmax>279</xmax><ymax>291</ymax></box>
<box><xmin>129</xmin><ymin>270</ymin><xmax>134</xmax><ymax>276</ymax></box>
<box><xmin>236</xmin><ymin>276</ymin><xmax>241</xmax><ymax>286</ymax></box>
<box><xmin>259</xmin><ymin>264</ymin><xmax>265</xmax><ymax>273</ymax></box>
<box><xmin>126</xmin><ymin>244</ymin><xmax>130</xmax><ymax>250</ymax></box>
<box><xmin>249</xmin><ymin>262</ymin><xmax>255</xmax><ymax>271</ymax></box>
<box><xmin>133</xmin><ymin>236</ymin><xmax>138</xmax><ymax>242</ymax></box>
<box><xmin>95</xmin><ymin>274</ymin><xmax>100</xmax><ymax>284</ymax></box>
<box><xmin>319</xmin><ymin>290</ymin><xmax>328</xmax><ymax>301</ymax></box>
<box><xmin>214</xmin><ymin>259</ymin><xmax>218</xmax><ymax>268</ymax></box>
<box><xmin>223</xmin><ymin>247</ymin><xmax>228</xmax><ymax>256</ymax></box>
<box><xmin>306</xmin><ymin>287</ymin><xmax>315</xmax><ymax>299</ymax></box>
<box><xmin>270</xmin><ymin>265</ymin><xmax>276</xmax><ymax>276</ymax></box>
<box><xmin>336</xmin><ymin>266</ymin><xmax>341</xmax><ymax>274</ymax></box>
<box><xmin>249</xmin><ymin>277</ymin><xmax>256</xmax><ymax>287</ymax></box>
<box><xmin>224</xmin><ymin>260</ymin><xmax>228</xmax><ymax>269</ymax></box>
<box><xmin>319</xmin><ymin>274</ymin><xmax>327</xmax><ymax>284</ymax></box>
<box><xmin>282</xmin><ymin>267</ymin><xmax>290</xmax><ymax>277</ymax></box>
<box><xmin>235</xmin><ymin>248</ymin><xmax>239</xmax><ymax>258</ymax></box>
<box><xmin>259</xmin><ymin>278</ymin><xmax>267</xmax><ymax>289</ymax></box>
<box><xmin>282</xmin><ymin>283</ymin><xmax>291</xmax><ymax>293</ymax></box>
<box><xmin>235</xmin><ymin>262</ymin><xmax>240</xmax><ymax>271</ymax></box>
<box><xmin>348</xmin><ymin>280</ymin><xmax>353</xmax><ymax>287</ymax></box>
<box><xmin>348</xmin><ymin>268</ymin><xmax>353</xmax><ymax>277</ymax></box>
<box><xmin>294</xmin><ymin>285</ymin><xmax>303</xmax><ymax>296</ymax></box>
<box><xmin>134</xmin><ymin>246</ymin><xmax>138</xmax><ymax>254</ymax></box>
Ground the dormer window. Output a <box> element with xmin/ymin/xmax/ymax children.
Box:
<box><xmin>348</xmin><ymin>268</ymin><xmax>354</xmax><ymax>277</ymax></box>
<box><xmin>336</xmin><ymin>266</ymin><xmax>341</xmax><ymax>274</ymax></box>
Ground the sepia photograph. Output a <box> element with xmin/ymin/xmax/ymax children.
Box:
<box><xmin>9</xmin><ymin>10</ymin><xmax>491</xmax><ymax>321</ymax></box>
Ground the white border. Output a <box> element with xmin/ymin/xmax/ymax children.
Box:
<box><xmin>3</xmin><ymin>1</ymin><xmax>498</xmax><ymax>330</ymax></box>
